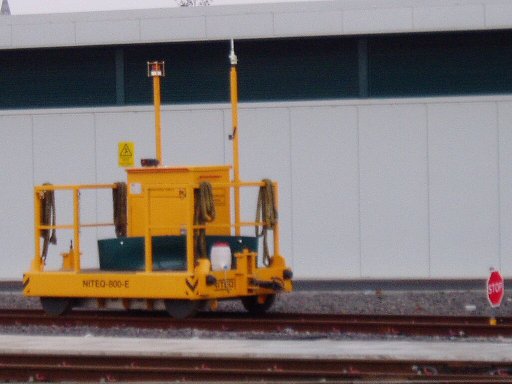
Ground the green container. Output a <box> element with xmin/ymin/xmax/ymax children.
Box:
<box><xmin>98</xmin><ymin>235</ymin><xmax>258</xmax><ymax>271</ymax></box>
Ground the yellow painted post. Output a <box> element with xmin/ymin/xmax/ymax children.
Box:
<box><xmin>144</xmin><ymin>187</ymin><xmax>153</xmax><ymax>273</ymax></box>
<box><xmin>230</xmin><ymin>40</ymin><xmax>241</xmax><ymax>236</ymax></box>
<box><xmin>273</xmin><ymin>182</ymin><xmax>280</xmax><ymax>257</ymax></box>
<box><xmin>147</xmin><ymin>61</ymin><xmax>165</xmax><ymax>166</ymax></box>
<box><xmin>73</xmin><ymin>188</ymin><xmax>81</xmax><ymax>272</ymax></box>
<box><xmin>153</xmin><ymin>76</ymin><xmax>162</xmax><ymax>165</ymax></box>
<box><xmin>186</xmin><ymin>185</ymin><xmax>195</xmax><ymax>273</ymax></box>
<box><xmin>33</xmin><ymin>189</ymin><xmax>42</xmax><ymax>271</ymax></box>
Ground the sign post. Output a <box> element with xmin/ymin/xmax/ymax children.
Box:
<box><xmin>487</xmin><ymin>269</ymin><xmax>504</xmax><ymax>326</ymax></box>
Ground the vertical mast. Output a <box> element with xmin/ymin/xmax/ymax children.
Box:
<box><xmin>229</xmin><ymin>40</ymin><xmax>241</xmax><ymax>236</ymax></box>
<box><xmin>147</xmin><ymin>61</ymin><xmax>165</xmax><ymax>165</ymax></box>
<box><xmin>153</xmin><ymin>76</ymin><xmax>162</xmax><ymax>165</ymax></box>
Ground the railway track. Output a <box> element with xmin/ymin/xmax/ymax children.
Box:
<box><xmin>0</xmin><ymin>353</ymin><xmax>511</xmax><ymax>382</ymax></box>
<box><xmin>1</xmin><ymin>310</ymin><xmax>511</xmax><ymax>382</ymax></box>
<box><xmin>1</xmin><ymin>309</ymin><xmax>512</xmax><ymax>337</ymax></box>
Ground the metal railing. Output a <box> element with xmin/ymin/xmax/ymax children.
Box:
<box><xmin>33</xmin><ymin>184</ymin><xmax>117</xmax><ymax>272</ymax></box>
<box><xmin>32</xmin><ymin>181</ymin><xmax>280</xmax><ymax>273</ymax></box>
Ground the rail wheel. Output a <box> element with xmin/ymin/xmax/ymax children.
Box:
<box><xmin>40</xmin><ymin>297</ymin><xmax>72</xmax><ymax>316</ymax></box>
<box><xmin>241</xmin><ymin>294</ymin><xmax>275</xmax><ymax>314</ymax></box>
<box><xmin>164</xmin><ymin>299</ymin><xmax>206</xmax><ymax>319</ymax></box>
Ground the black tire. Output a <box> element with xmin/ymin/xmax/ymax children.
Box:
<box><xmin>164</xmin><ymin>299</ymin><xmax>205</xmax><ymax>319</ymax></box>
<box><xmin>241</xmin><ymin>294</ymin><xmax>275</xmax><ymax>314</ymax></box>
<box><xmin>40</xmin><ymin>297</ymin><xmax>72</xmax><ymax>316</ymax></box>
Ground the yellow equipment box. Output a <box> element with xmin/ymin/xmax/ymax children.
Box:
<box><xmin>127</xmin><ymin>166</ymin><xmax>231</xmax><ymax>237</ymax></box>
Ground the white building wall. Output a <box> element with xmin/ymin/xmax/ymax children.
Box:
<box><xmin>428</xmin><ymin>103</ymin><xmax>500</xmax><ymax>277</ymax></box>
<box><xmin>1</xmin><ymin>96</ymin><xmax>511</xmax><ymax>280</ymax></box>
<box><xmin>290</xmin><ymin>107</ymin><xmax>360</xmax><ymax>278</ymax></box>
<box><xmin>0</xmin><ymin>116</ymin><xmax>33</xmax><ymax>279</ymax></box>
<box><xmin>1</xmin><ymin>0</ymin><xmax>512</xmax><ymax>49</ymax></box>
<box><xmin>499</xmin><ymin>103</ymin><xmax>512</xmax><ymax>279</ymax></box>
<box><xmin>359</xmin><ymin>105</ymin><xmax>429</xmax><ymax>278</ymax></box>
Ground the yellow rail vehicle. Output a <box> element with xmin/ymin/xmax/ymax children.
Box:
<box><xmin>23</xmin><ymin>43</ymin><xmax>293</xmax><ymax>318</ymax></box>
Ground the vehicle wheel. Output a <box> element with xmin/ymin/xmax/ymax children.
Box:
<box><xmin>164</xmin><ymin>299</ymin><xmax>205</xmax><ymax>319</ymax></box>
<box><xmin>241</xmin><ymin>294</ymin><xmax>275</xmax><ymax>314</ymax></box>
<box><xmin>40</xmin><ymin>297</ymin><xmax>72</xmax><ymax>316</ymax></box>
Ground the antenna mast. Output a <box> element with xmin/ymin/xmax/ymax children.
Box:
<box><xmin>229</xmin><ymin>40</ymin><xmax>241</xmax><ymax>236</ymax></box>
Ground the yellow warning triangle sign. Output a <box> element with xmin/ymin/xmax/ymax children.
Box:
<box><xmin>118</xmin><ymin>142</ymin><xmax>135</xmax><ymax>167</ymax></box>
<box><xmin>120</xmin><ymin>144</ymin><xmax>133</xmax><ymax>157</ymax></box>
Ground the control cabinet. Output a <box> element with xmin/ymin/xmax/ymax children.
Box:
<box><xmin>126</xmin><ymin>166</ymin><xmax>231</xmax><ymax>237</ymax></box>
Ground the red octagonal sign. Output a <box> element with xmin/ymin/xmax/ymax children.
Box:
<box><xmin>487</xmin><ymin>270</ymin><xmax>505</xmax><ymax>308</ymax></box>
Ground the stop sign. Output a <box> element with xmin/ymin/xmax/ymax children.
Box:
<box><xmin>487</xmin><ymin>270</ymin><xmax>505</xmax><ymax>308</ymax></box>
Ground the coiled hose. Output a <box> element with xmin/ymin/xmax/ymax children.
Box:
<box><xmin>256</xmin><ymin>179</ymin><xmax>278</xmax><ymax>266</ymax></box>
<box><xmin>194</xmin><ymin>182</ymin><xmax>216</xmax><ymax>259</ymax></box>
<box><xmin>40</xmin><ymin>183</ymin><xmax>57</xmax><ymax>262</ymax></box>
<box><xmin>113</xmin><ymin>182</ymin><xmax>127</xmax><ymax>238</ymax></box>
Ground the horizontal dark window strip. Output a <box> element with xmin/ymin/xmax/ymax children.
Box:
<box><xmin>123</xmin><ymin>37</ymin><xmax>359</xmax><ymax>105</ymax></box>
<box><xmin>124</xmin><ymin>41</ymin><xmax>229</xmax><ymax>105</ymax></box>
<box><xmin>236</xmin><ymin>37</ymin><xmax>359</xmax><ymax>102</ymax></box>
<box><xmin>0</xmin><ymin>47</ymin><xmax>116</xmax><ymax>109</ymax></box>
<box><xmin>368</xmin><ymin>31</ymin><xmax>512</xmax><ymax>97</ymax></box>
<box><xmin>0</xmin><ymin>31</ymin><xmax>511</xmax><ymax>110</ymax></box>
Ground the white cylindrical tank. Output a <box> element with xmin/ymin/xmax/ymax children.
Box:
<box><xmin>210</xmin><ymin>242</ymin><xmax>232</xmax><ymax>271</ymax></box>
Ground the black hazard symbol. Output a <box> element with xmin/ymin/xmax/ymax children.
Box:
<box><xmin>186</xmin><ymin>277</ymin><xmax>198</xmax><ymax>293</ymax></box>
<box><xmin>120</xmin><ymin>144</ymin><xmax>133</xmax><ymax>158</ymax></box>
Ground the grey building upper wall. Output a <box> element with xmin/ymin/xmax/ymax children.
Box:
<box><xmin>0</xmin><ymin>0</ymin><xmax>512</xmax><ymax>49</ymax></box>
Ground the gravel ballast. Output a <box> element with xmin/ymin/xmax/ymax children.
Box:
<box><xmin>0</xmin><ymin>289</ymin><xmax>510</xmax><ymax>340</ymax></box>
<box><xmin>1</xmin><ymin>289</ymin><xmax>511</xmax><ymax>316</ymax></box>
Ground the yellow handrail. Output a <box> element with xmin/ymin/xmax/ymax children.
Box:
<box><xmin>35</xmin><ymin>183</ymin><xmax>116</xmax><ymax>191</ymax></box>
<box><xmin>33</xmin><ymin>183</ymin><xmax>118</xmax><ymax>272</ymax></box>
<box><xmin>33</xmin><ymin>180</ymin><xmax>281</xmax><ymax>273</ymax></box>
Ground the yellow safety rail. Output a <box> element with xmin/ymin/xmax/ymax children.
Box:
<box><xmin>142</xmin><ymin>181</ymin><xmax>280</xmax><ymax>274</ymax></box>
<box><xmin>33</xmin><ymin>184</ymin><xmax>117</xmax><ymax>272</ymax></box>
<box><xmin>32</xmin><ymin>181</ymin><xmax>280</xmax><ymax>274</ymax></box>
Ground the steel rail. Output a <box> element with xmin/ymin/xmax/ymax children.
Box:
<box><xmin>1</xmin><ymin>309</ymin><xmax>512</xmax><ymax>337</ymax></box>
<box><xmin>0</xmin><ymin>354</ymin><xmax>511</xmax><ymax>382</ymax></box>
